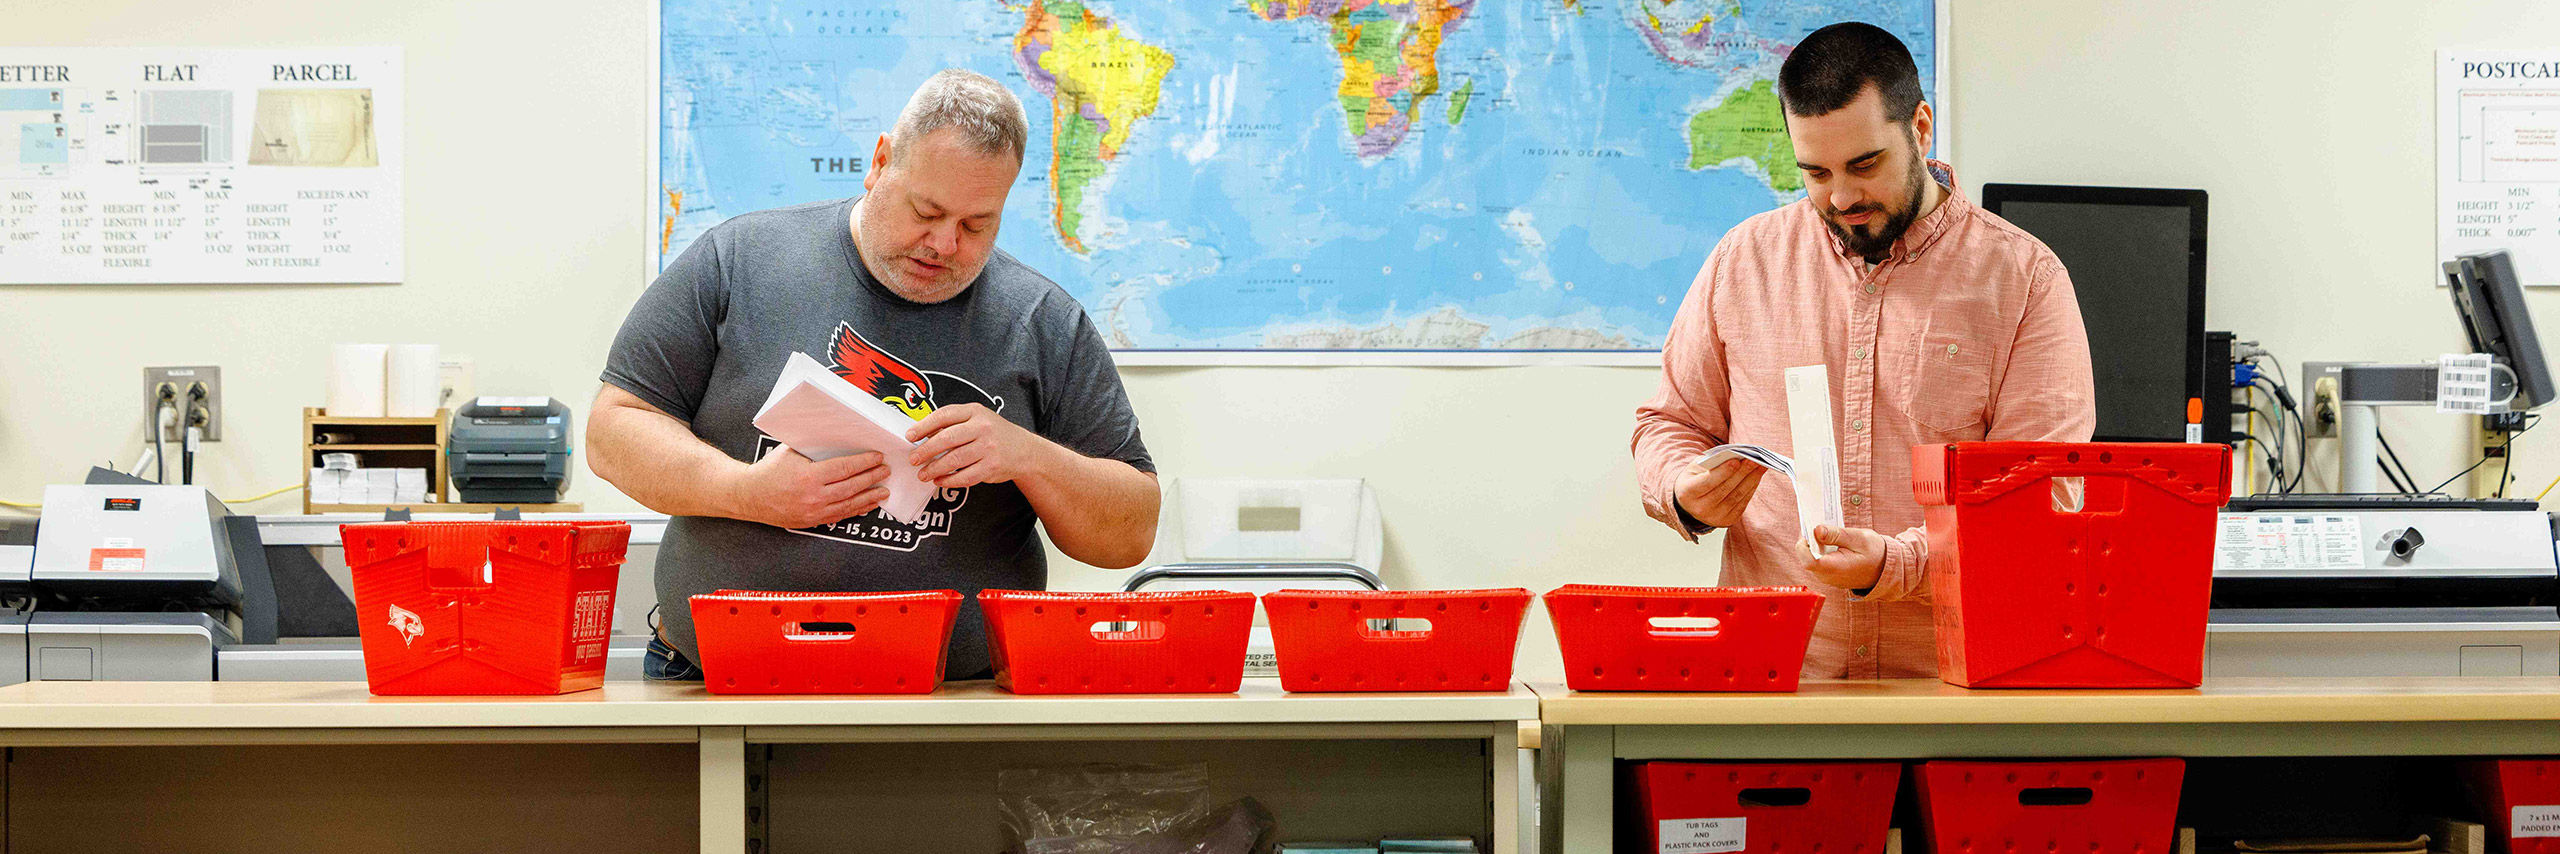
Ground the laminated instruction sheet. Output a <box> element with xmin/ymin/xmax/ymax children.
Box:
<box><xmin>0</xmin><ymin>46</ymin><xmax>401</xmax><ymax>283</ymax></box>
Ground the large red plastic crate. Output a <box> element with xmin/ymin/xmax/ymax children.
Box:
<box><xmin>1628</xmin><ymin>761</ymin><xmax>1901</xmax><ymax>854</ymax></box>
<box><xmin>1914</xmin><ymin>759</ymin><xmax>2184</xmax><ymax>854</ymax></box>
<box><xmin>338</xmin><ymin>520</ymin><xmax>628</xmax><ymax>696</ymax></box>
<box><xmin>689</xmin><ymin>590</ymin><xmax>963</xmax><ymax>695</ymax></box>
<box><xmin>1915</xmin><ymin>442</ymin><xmax>2232</xmax><ymax>688</ymax></box>
<box><xmin>1262</xmin><ymin>588</ymin><xmax>1531</xmax><ymax>692</ymax></box>
<box><xmin>2463</xmin><ymin>759</ymin><xmax>2560</xmax><ymax>854</ymax></box>
<box><xmin>979</xmin><ymin>590</ymin><xmax>1255</xmax><ymax>695</ymax></box>
<box><xmin>1543</xmin><ymin>585</ymin><xmax>1825</xmax><ymax>692</ymax></box>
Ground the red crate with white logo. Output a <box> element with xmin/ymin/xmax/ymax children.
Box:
<box><xmin>2463</xmin><ymin>759</ymin><xmax>2560</xmax><ymax>854</ymax></box>
<box><xmin>1628</xmin><ymin>761</ymin><xmax>1901</xmax><ymax>854</ymax></box>
<box><xmin>1914</xmin><ymin>759</ymin><xmax>2184</xmax><ymax>854</ymax></box>
<box><xmin>338</xmin><ymin>520</ymin><xmax>628</xmax><ymax>696</ymax></box>
<box><xmin>1915</xmin><ymin>442</ymin><xmax>2231</xmax><ymax>689</ymax></box>
<box><xmin>1543</xmin><ymin>585</ymin><xmax>1826</xmax><ymax>692</ymax></box>
<box><xmin>689</xmin><ymin>589</ymin><xmax>963</xmax><ymax>695</ymax></box>
<box><xmin>1261</xmin><ymin>588</ymin><xmax>1532</xmax><ymax>692</ymax></box>
<box><xmin>979</xmin><ymin>590</ymin><xmax>1255</xmax><ymax>695</ymax></box>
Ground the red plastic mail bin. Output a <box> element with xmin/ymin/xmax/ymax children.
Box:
<box><xmin>1914</xmin><ymin>759</ymin><xmax>2184</xmax><ymax>854</ymax></box>
<box><xmin>689</xmin><ymin>589</ymin><xmax>963</xmax><ymax>695</ymax></box>
<box><xmin>1544</xmin><ymin>584</ymin><xmax>1825</xmax><ymax>692</ymax></box>
<box><xmin>1629</xmin><ymin>761</ymin><xmax>1901</xmax><ymax>854</ymax></box>
<box><xmin>979</xmin><ymin>590</ymin><xmax>1256</xmax><ymax>695</ymax></box>
<box><xmin>338</xmin><ymin>520</ymin><xmax>629</xmax><ymax>696</ymax></box>
<box><xmin>1262</xmin><ymin>588</ymin><xmax>1531</xmax><ymax>692</ymax></box>
<box><xmin>2463</xmin><ymin>759</ymin><xmax>2560</xmax><ymax>854</ymax></box>
<box><xmin>1915</xmin><ymin>442</ymin><xmax>2232</xmax><ymax>688</ymax></box>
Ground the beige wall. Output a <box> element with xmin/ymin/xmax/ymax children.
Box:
<box><xmin>6</xmin><ymin>0</ymin><xmax>2557</xmax><ymax>682</ymax></box>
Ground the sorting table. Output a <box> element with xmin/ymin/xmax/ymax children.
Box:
<box><xmin>0</xmin><ymin>679</ymin><xmax>1538</xmax><ymax>852</ymax></box>
<box><xmin>1534</xmin><ymin>677</ymin><xmax>2560</xmax><ymax>853</ymax></box>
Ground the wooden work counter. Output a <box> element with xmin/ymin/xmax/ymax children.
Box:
<box><xmin>1534</xmin><ymin>678</ymin><xmax>2560</xmax><ymax>853</ymax></box>
<box><xmin>0</xmin><ymin>680</ymin><xmax>1538</xmax><ymax>853</ymax></box>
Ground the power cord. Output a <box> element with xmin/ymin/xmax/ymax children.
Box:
<box><xmin>151</xmin><ymin>393</ymin><xmax>176</xmax><ymax>485</ymax></box>
<box><xmin>2236</xmin><ymin>342</ymin><xmax>2309</xmax><ymax>493</ymax></box>
<box><xmin>2427</xmin><ymin>413</ymin><xmax>2542</xmax><ymax>495</ymax></box>
<box><xmin>2375</xmin><ymin>428</ymin><xmax>2423</xmax><ymax>495</ymax></box>
<box><xmin>181</xmin><ymin>383</ymin><xmax>209</xmax><ymax>487</ymax></box>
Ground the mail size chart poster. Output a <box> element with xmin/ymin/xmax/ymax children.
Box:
<box><xmin>0</xmin><ymin>46</ymin><xmax>402</xmax><ymax>284</ymax></box>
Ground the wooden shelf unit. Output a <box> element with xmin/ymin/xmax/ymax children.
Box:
<box><xmin>301</xmin><ymin>407</ymin><xmax>448</xmax><ymax>514</ymax></box>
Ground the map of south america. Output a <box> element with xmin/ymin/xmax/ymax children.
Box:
<box><xmin>1012</xmin><ymin>0</ymin><xmax>1174</xmax><ymax>254</ymax></box>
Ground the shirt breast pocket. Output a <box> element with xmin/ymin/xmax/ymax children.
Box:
<box><xmin>1908</xmin><ymin>333</ymin><xmax>1994</xmax><ymax>439</ymax></box>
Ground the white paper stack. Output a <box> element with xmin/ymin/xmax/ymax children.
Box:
<box><xmin>310</xmin><ymin>466</ymin><xmax>432</xmax><ymax>505</ymax></box>
<box><xmin>309</xmin><ymin>468</ymin><xmax>345</xmax><ymax>504</ymax></box>
<box><xmin>394</xmin><ymin>467</ymin><xmax>429</xmax><ymax>504</ymax></box>
<box><xmin>750</xmin><ymin>351</ymin><xmax>934</xmax><ymax>524</ymax></box>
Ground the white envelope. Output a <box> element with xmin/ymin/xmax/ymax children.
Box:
<box><xmin>749</xmin><ymin>352</ymin><xmax>935</xmax><ymax>525</ymax></box>
<box><xmin>1784</xmin><ymin>364</ymin><xmax>1847</xmax><ymax>556</ymax></box>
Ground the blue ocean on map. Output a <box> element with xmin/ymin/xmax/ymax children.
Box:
<box><xmin>660</xmin><ymin>0</ymin><xmax>1936</xmax><ymax>353</ymax></box>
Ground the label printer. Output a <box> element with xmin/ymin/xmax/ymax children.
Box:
<box><xmin>447</xmin><ymin>396</ymin><xmax>574</xmax><ymax>504</ymax></box>
<box><xmin>2207</xmin><ymin>495</ymin><xmax>2559</xmax><ymax>677</ymax></box>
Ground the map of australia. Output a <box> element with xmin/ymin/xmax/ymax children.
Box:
<box><xmin>659</xmin><ymin>0</ymin><xmax>1937</xmax><ymax>355</ymax></box>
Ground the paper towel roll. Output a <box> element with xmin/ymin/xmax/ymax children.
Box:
<box><xmin>326</xmin><ymin>344</ymin><xmax>388</xmax><ymax>418</ymax></box>
<box><xmin>386</xmin><ymin>344</ymin><xmax>442</xmax><ymax>418</ymax></box>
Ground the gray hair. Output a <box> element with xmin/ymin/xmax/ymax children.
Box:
<box><xmin>889</xmin><ymin>69</ymin><xmax>1030</xmax><ymax>164</ymax></box>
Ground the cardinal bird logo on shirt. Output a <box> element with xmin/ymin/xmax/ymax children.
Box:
<box><xmin>749</xmin><ymin>322</ymin><xmax>1008</xmax><ymax>552</ymax></box>
<box><xmin>830</xmin><ymin>323</ymin><xmax>937</xmax><ymax>421</ymax></box>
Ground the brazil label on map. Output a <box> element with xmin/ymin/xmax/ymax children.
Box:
<box><xmin>658</xmin><ymin>0</ymin><xmax>1939</xmax><ymax>358</ymax></box>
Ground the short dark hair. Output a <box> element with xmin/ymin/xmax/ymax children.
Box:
<box><xmin>1776</xmin><ymin>22</ymin><xmax>1924</xmax><ymax>121</ymax></box>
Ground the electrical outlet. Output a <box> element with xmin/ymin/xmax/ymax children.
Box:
<box><xmin>142</xmin><ymin>365</ymin><xmax>220</xmax><ymax>442</ymax></box>
<box><xmin>2299</xmin><ymin>361</ymin><xmax>2370</xmax><ymax>439</ymax></box>
<box><xmin>437</xmin><ymin>357</ymin><xmax>475</xmax><ymax>413</ymax></box>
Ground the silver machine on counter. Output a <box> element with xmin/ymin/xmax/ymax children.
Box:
<box><xmin>15</xmin><ymin>479</ymin><xmax>280</xmax><ymax>682</ymax></box>
<box><xmin>2207</xmin><ymin>495</ymin><xmax>2558</xmax><ymax>676</ymax></box>
<box><xmin>2207</xmin><ymin>250</ymin><xmax>2560</xmax><ymax>677</ymax></box>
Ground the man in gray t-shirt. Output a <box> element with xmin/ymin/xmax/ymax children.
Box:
<box><xmin>590</xmin><ymin>70</ymin><xmax>1160</xmax><ymax>680</ymax></box>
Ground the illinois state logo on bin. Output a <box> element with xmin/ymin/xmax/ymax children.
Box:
<box><xmin>386</xmin><ymin>604</ymin><xmax>424</xmax><ymax>648</ymax></box>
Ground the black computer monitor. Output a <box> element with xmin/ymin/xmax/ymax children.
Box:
<box><xmin>1979</xmin><ymin>183</ymin><xmax>2209</xmax><ymax>443</ymax></box>
<box><xmin>2446</xmin><ymin>250</ymin><xmax>2554</xmax><ymax>412</ymax></box>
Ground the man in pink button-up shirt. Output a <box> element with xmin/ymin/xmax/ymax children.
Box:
<box><xmin>1633</xmin><ymin>23</ymin><xmax>2095</xmax><ymax>678</ymax></box>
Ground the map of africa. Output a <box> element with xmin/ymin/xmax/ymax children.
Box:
<box><xmin>658</xmin><ymin>0</ymin><xmax>1939</xmax><ymax>356</ymax></box>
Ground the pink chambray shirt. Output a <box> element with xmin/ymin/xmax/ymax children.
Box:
<box><xmin>1633</xmin><ymin>161</ymin><xmax>2095</xmax><ymax>679</ymax></box>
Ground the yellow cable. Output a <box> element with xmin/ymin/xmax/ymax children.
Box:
<box><xmin>223</xmin><ymin>484</ymin><xmax>305</xmax><ymax>503</ymax></box>
<box><xmin>0</xmin><ymin>484</ymin><xmax>301</xmax><ymax>509</ymax></box>
<box><xmin>2537</xmin><ymin>472</ymin><xmax>2560</xmax><ymax>504</ymax></box>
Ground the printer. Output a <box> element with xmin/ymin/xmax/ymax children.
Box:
<box><xmin>447</xmin><ymin>396</ymin><xmax>574</xmax><ymax>504</ymax></box>
<box><xmin>21</xmin><ymin>482</ymin><xmax>277</xmax><ymax>682</ymax></box>
<box><xmin>2206</xmin><ymin>495</ymin><xmax>2558</xmax><ymax>677</ymax></box>
<box><xmin>0</xmin><ymin>516</ymin><xmax>33</xmax><ymax>586</ymax></box>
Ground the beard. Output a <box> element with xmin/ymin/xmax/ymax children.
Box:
<box><xmin>853</xmin><ymin>197</ymin><xmax>984</xmax><ymax>303</ymax></box>
<box><xmin>1821</xmin><ymin>144</ymin><xmax>1929</xmax><ymax>262</ymax></box>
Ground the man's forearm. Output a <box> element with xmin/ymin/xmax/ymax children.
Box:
<box><xmin>588</xmin><ymin>400</ymin><xmax>743</xmax><ymax>519</ymax></box>
<box><xmin>1017</xmin><ymin>447</ymin><xmax>1160</xmax><ymax>569</ymax></box>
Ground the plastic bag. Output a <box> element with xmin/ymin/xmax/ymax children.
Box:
<box><xmin>998</xmin><ymin>763</ymin><xmax>1276</xmax><ymax>854</ymax></box>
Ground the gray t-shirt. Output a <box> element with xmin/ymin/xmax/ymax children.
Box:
<box><xmin>601</xmin><ymin>197</ymin><xmax>1153</xmax><ymax>678</ymax></box>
